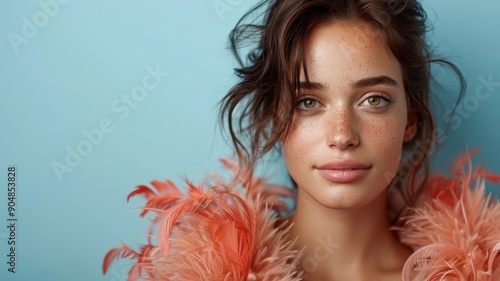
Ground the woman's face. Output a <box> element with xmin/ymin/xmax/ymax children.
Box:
<box><xmin>283</xmin><ymin>19</ymin><xmax>412</xmax><ymax>209</ymax></box>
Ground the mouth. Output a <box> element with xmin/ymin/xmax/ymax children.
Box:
<box><xmin>316</xmin><ymin>159</ymin><xmax>371</xmax><ymax>183</ymax></box>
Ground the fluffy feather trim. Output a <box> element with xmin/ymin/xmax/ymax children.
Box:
<box><xmin>399</xmin><ymin>149</ymin><xmax>500</xmax><ymax>281</ymax></box>
<box><xmin>103</xmin><ymin>159</ymin><xmax>302</xmax><ymax>281</ymax></box>
<box><xmin>104</xmin><ymin>150</ymin><xmax>500</xmax><ymax>281</ymax></box>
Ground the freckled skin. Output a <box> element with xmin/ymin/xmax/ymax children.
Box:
<box><xmin>283</xmin><ymin>21</ymin><xmax>416</xmax><ymax>281</ymax></box>
<box><xmin>283</xmin><ymin>20</ymin><xmax>411</xmax><ymax>210</ymax></box>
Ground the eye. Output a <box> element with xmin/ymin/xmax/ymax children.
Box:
<box><xmin>361</xmin><ymin>94</ymin><xmax>390</xmax><ymax>107</ymax></box>
<box><xmin>297</xmin><ymin>98</ymin><xmax>320</xmax><ymax>110</ymax></box>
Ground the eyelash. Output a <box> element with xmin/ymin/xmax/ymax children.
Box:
<box><xmin>296</xmin><ymin>93</ymin><xmax>392</xmax><ymax>111</ymax></box>
<box><xmin>359</xmin><ymin>93</ymin><xmax>392</xmax><ymax>108</ymax></box>
<box><xmin>296</xmin><ymin>97</ymin><xmax>321</xmax><ymax>110</ymax></box>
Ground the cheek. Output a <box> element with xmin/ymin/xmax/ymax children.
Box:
<box><xmin>285</xmin><ymin>119</ymin><xmax>317</xmax><ymax>149</ymax></box>
<box><xmin>283</xmin><ymin>123</ymin><xmax>306</xmax><ymax>161</ymax></box>
<box><xmin>373</xmin><ymin>105</ymin><xmax>408</xmax><ymax>143</ymax></box>
<box><xmin>369</xmin><ymin>115</ymin><xmax>407</xmax><ymax>165</ymax></box>
<box><xmin>282</xmin><ymin>120</ymin><xmax>319</xmax><ymax>168</ymax></box>
<box><xmin>378</xmin><ymin>118</ymin><xmax>406</xmax><ymax>145</ymax></box>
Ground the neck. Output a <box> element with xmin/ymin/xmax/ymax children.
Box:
<box><xmin>290</xmin><ymin>188</ymin><xmax>410</xmax><ymax>280</ymax></box>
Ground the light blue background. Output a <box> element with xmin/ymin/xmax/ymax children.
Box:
<box><xmin>0</xmin><ymin>1</ymin><xmax>499</xmax><ymax>280</ymax></box>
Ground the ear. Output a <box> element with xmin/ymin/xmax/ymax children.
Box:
<box><xmin>404</xmin><ymin>110</ymin><xmax>417</xmax><ymax>142</ymax></box>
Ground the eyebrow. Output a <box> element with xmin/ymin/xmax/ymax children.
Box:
<box><xmin>353</xmin><ymin>76</ymin><xmax>399</xmax><ymax>89</ymax></box>
<box><xmin>298</xmin><ymin>75</ymin><xmax>399</xmax><ymax>91</ymax></box>
<box><xmin>298</xmin><ymin>81</ymin><xmax>326</xmax><ymax>90</ymax></box>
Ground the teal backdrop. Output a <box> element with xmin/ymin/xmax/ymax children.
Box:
<box><xmin>0</xmin><ymin>1</ymin><xmax>499</xmax><ymax>280</ymax></box>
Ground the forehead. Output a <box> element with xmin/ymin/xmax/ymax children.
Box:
<box><xmin>302</xmin><ymin>19</ymin><xmax>402</xmax><ymax>85</ymax></box>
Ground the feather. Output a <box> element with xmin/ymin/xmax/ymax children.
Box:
<box><xmin>399</xmin><ymin>149</ymin><xmax>500</xmax><ymax>281</ymax></box>
<box><xmin>103</xmin><ymin>159</ymin><xmax>301</xmax><ymax>281</ymax></box>
<box><xmin>127</xmin><ymin>180</ymin><xmax>184</xmax><ymax>218</ymax></box>
<box><xmin>105</xmin><ymin>149</ymin><xmax>500</xmax><ymax>280</ymax></box>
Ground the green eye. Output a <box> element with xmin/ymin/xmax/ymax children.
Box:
<box><xmin>367</xmin><ymin>96</ymin><xmax>382</xmax><ymax>106</ymax></box>
<box><xmin>303</xmin><ymin>99</ymin><xmax>317</xmax><ymax>108</ymax></box>
<box><xmin>362</xmin><ymin>94</ymin><xmax>390</xmax><ymax>107</ymax></box>
<box><xmin>298</xmin><ymin>98</ymin><xmax>319</xmax><ymax>110</ymax></box>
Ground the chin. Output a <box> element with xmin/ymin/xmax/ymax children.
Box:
<box><xmin>305</xmin><ymin>185</ymin><xmax>386</xmax><ymax>210</ymax></box>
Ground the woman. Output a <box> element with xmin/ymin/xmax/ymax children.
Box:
<box><xmin>103</xmin><ymin>0</ymin><xmax>500</xmax><ymax>280</ymax></box>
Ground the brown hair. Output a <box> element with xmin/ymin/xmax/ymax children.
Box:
<box><xmin>219</xmin><ymin>0</ymin><xmax>465</xmax><ymax>214</ymax></box>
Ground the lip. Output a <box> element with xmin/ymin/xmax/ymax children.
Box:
<box><xmin>316</xmin><ymin>159</ymin><xmax>371</xmax><ymax>183</ymax></box>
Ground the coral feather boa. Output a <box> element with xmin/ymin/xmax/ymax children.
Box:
<box><xmin>103</xmin><ymin>150</ymin><xmax>500</xmax><ymax>280</ymax></box>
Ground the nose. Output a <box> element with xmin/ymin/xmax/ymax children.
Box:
<box><xmin>325</xmin><ymin>107</ymin><xmax>360</xmax><ymax>150</ymax></box>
